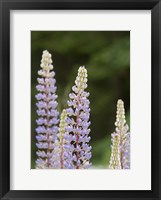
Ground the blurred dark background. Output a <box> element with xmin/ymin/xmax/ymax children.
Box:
<box><xmin>31</xmin><ymin>31</ymin><xmax>130</xmax><ymax>169</ymax></box>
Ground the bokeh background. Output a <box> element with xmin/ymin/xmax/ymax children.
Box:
<box><xmin>31</xmin><ymin>31</ymin><xmax>130</xmax><ymax>169</ymax></box>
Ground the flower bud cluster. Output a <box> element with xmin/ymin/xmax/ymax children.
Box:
<box><xmin>109</xmin><ymin>99</ymin><xmax>130</xmax><ymax>169</ymax></box>
<box><xmin>109</xmin><ymin>133</ymin><xmax>121</xmax><ymax>169</ymax></box>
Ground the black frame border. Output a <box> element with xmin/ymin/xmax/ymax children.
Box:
<box><xmin>0</xmin><ymin>0</ymin><xmax>161</xmax><ymax>199</ymax></box>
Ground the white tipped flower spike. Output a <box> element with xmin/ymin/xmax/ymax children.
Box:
<box><xmin>51</xmin><ymin>109</ymin><xmax>74</xmax><ymax>169</ymax></box>
<box><xmin>109</xmin><ymin>99</ymin><xmax>130</xmax><ymax>169</ymax></box>
<box><xmin>35</xmin><ymin>50</ymin><xmax>59</xmax><ymax>169</ymax></box>
<box><xmin>66</xmin><ymin>66</ymin><xmax>92</xmax><ymax>169</ymax></box>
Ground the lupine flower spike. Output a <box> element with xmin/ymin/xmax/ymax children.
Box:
<box><xmin>109</xmin><ymin>133</ymin><xmax>121</xmax><ymax>169</ymax></box>
<box><xmin>35</xmin><ymin>50</ymin><xmax>59</xmax><ymax>169</ymax></box>
<box><xmin>66</xmin><ymin>66</ymin><xmax>92</xmax><ymax>169</ymax></box>
<box><xmin>51</xmin><ymin>109</ymin><xmax>74</xmax><ymax>169</ymax></box>
<box><xmin>109</xmin><ymin>99</ymin><xmax>130</xmax><ymax>169</ymax></box>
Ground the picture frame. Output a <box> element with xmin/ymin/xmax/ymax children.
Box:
<box><xmin>0</xmin><ymin>0</ymin><xmax>161</xmax><ymax>199</ymax></box>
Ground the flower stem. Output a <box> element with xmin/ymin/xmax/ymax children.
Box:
<box><xmin>45</xmin><ymin>75</ymin><xmax>51</xmax><ymax>167</ymax></box>
<box><xmin>75</xmin><ymin>104</ymin><xmax>80</xmax><ymax>169</ymax></box>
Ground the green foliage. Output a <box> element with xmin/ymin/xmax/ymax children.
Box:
<box><xmin>31</xmin><ymin>31</ymin><xmax>130</xmax><ymax>168</ymax></box>
<box><xmin>91</xmin><ymin>136</ymin><xmax>111</xmax><ymax>168</ymax></box>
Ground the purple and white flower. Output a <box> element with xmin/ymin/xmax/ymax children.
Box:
<box><xmin>66</xmin><ymin>66</ymin><xmax>92</xmax><ymax>169</ymax></box>
<box><xmin>35</xmin><ymin>50</ymin><xmax>59</xmax><ymax>169</ymax></box>
<box><xmin>51</xmin><ymin>109</ymin><xmax>74</xmax><ymax>169</ymax></box>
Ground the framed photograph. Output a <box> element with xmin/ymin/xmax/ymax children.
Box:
<box><xmin>0</xmin><ymin>0</ymin><xmax>161</xmax><ymax>199</ymax></box>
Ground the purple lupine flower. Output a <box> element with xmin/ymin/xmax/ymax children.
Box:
<box><xmin>35</xmin><ymin>50</ymin><xmax>59</xmax><ymax>169</ymax></box>
<box><xmin>51</xmin><ymin>109</ymin><xmax>74</xmax><ymax>169</ymax></box>
<box><xmin>67</xmin><ymin>66</ymin><xmax>92</xmax><ymax>169</ymax></box>
<box><xmin>109</xmin><ymin>99</ymin><xmax>130</xmax><ymax>169</ymax></box>
<box><xmin>121</xmin><ymin>131</ymin><xmax>130</xmax><ymax>169</ymax></box>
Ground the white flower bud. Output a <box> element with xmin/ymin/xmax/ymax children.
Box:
<box><xmin>74</xmin><ymin>66</ymin><xmax>88</xmax><ymax>91</ymax></box>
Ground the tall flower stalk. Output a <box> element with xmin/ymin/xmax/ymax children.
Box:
<box><xmin>51</xmin><ymin>109</ymin><xmax>74</xmax><ymax>169</ymax></box>
<box><xmin>66</xmin><ymin>66</ymin><xmax>92</xmax><ymax>169</ymax></box>
<box><xmin>109</xmin><ymin>99</ymin><xmax>130</xmax><ymax>169</ymax></box>
<box><xmin>35</xmin><ymin>50</ymin><xmax>59</xmax><ymax>169</ymax></box>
